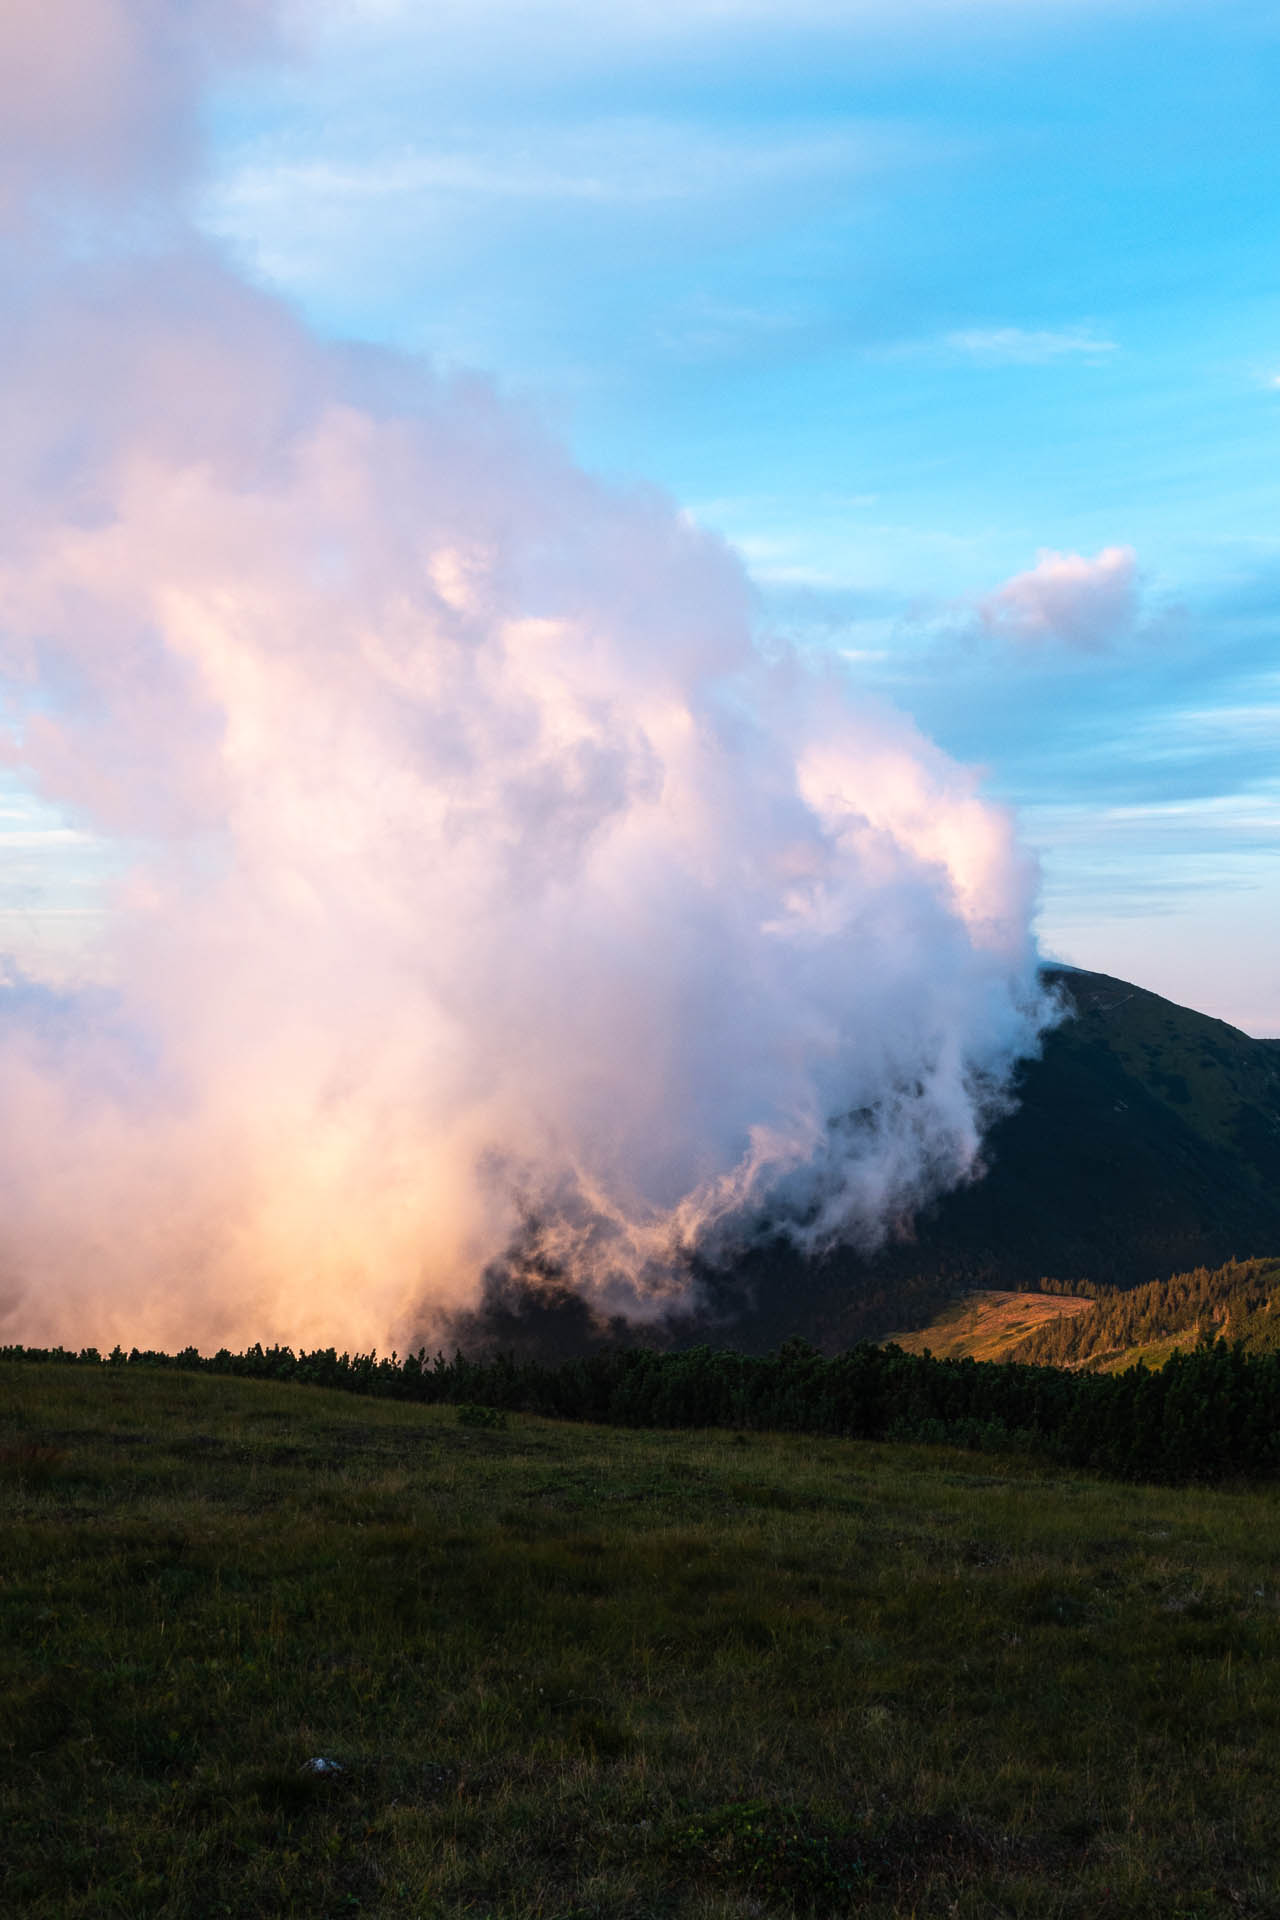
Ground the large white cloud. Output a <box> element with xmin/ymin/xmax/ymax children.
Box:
<box><xmin>0</xmin><ymin>1</ymin><xmax>1050</xmax><ymax>1354</ymax></box>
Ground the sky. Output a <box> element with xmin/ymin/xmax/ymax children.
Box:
<box><xmin>0</xmin><ymin>0</ymin><xmax>1273</xmax><ymax>1350</ymax></box>
<box><xmin>177</xmin><ymin>0</ymin><xmax>1278</xmax><ymax>1036</ymax></box>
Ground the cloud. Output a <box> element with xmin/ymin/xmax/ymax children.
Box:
<box><xmin>306</xmin><ymin>0</ymin><xmax>1163</xmax><ymax>46</ymax></box>
<box><xmin>0</xmin><ymin>0</ymin><xmax>1051</xmax><ymax>1355</ymax></box>
<box><xmin>0</xmin><ymin>282</ymin><xmax>1049</xmax><ymax>1349</ymax></box>
<box><xmin>979</xmin><ymin>546</ymin><xmax>1140</xmax><ymax>650</ymax></box>
<box><xmin>0</xmin><ymin>0</ymin><xmax>278</xmax><ymax>219</ymax></box>
<box><xmin>216</xmin><ymin>123</ymin><xmax>885</xmax><ymax>214</ymax></box>
<box><xmin>944</xmin><ymin>326</ymin><xmax>1118</xmax><ymax>365</ymax></box>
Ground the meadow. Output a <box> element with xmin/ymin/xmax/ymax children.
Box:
<box><xmin>4</xmin><ymin>1361</ymin><xmax>1280</xmax><ymax>1918</ymax></box>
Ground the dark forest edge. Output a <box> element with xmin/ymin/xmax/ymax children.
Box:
<box><xmin>6</xmin><ymin>1330</ymin><xmax>1280</xmax><ymax>1485</ymax></box>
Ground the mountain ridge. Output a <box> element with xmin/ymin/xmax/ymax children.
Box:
<box><xmin>700</xmin><ymin>964</ymin><xmax>1280</xmax><ymax>1352</ymax></box>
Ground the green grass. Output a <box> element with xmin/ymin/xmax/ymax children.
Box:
<box><xmin>4</xmin><ymin>1363</ymin><xmax>1280</xmax><ymax>1917</ymax></box>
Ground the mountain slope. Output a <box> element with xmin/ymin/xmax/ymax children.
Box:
<box><xmin>883</xmin><ymin>1288</ymin><xmax>1097</xmax><ymax>1362</ymax></box>
<box><xmin>903</xmin><ymin>964</ymin><xmax>1280</xmax><ymax>1282</ymax></box>
<box><xmin>692</xmin><ymin>967</ymin><xmax>1280</xmax><ymax>1351</ymax></box>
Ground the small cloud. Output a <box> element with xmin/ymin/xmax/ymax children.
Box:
<box><xmin>655</xmin><ymin>294</ymin><xmax>810</xmax><ymax>363</ymax></box>
<box><xmin>944</xmin><ymin>325</ymin><xmax>1117</xmax><ymax>365</ymax></box>
<box><xmin>212</xmin><ymin>120</ymin><xmax>889</xmax><ymax>219</ymax></box>
<box><xmin>979</xmin><ymin>546</ymin><xmax>1138</xmax><ymax>651</ymax></box>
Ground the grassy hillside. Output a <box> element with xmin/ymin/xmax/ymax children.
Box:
<box><xmin>6</xmin><ymin>1363</ymin><xmax>1280</xmax><ymax>1918</ymax></box>
<box><xmin>685</xmin><ymin>967</ymin><xmax>1280</xmax><ymax>1353</ymax></box>
<box><xmin>884</xmin><ymin>1289</ymin><xmax>1096</xmax><ymax>1361</ymax></box>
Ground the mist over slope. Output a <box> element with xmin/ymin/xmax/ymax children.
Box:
<box><xmin>750</xmin><ymin>966</ymin><xmax>1280</xmax><ymax>1350</ymax></box>
<box><xmin>448</xmin><ymin>966</ymin><xmax>1280</xmax><ymax>1357</ymax></box>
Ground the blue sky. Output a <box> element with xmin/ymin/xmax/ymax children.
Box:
<box><xmin>6</xmin><ymin>0</ymin><xmax>1273</xmax><ymax>1033</ymax></box>
<box><xmin>190</xmin><ymin>0</ymin><xmax>1280</xmax><ymax>1034</ymax></box>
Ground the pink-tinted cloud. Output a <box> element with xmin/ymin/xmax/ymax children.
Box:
<box><xmin>0</xmin><ymin>2</ymin><xmax>1052</xmax><ymax>1355</ymax></box>
<box><xmin>0</xmin><ymin>267</ymin><xmax>1049</xmax><ymax>1350</ymax></box>
<box><xmin>979</xmin><ymin>546</ymin><xmax>1139</xmax><ymax>651</ymax></box>
<box><xmin>0</xmin><ymin>0</ymin><xmax>276</xmax><ymax>216</ymax></box>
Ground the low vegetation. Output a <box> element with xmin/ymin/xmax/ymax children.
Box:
<box><xmin>5</xmin><ymin>1361</ymin><xmax>1280</xmax><ymax>1916</ymax></box>
<box><xmin>8</xmin><ymin>1329</ymin><xmax>1280</xmax><ymax>1482</ymax></box>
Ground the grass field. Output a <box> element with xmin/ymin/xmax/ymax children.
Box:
<box><xmin>4</xmin><ymin>1362</ymin><xmax>1280</xmax><ymax>1918</ymax></box>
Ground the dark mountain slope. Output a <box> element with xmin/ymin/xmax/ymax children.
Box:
<box><xmin>689</xmin><ymin>967</ymin><xmax>1280</xmax><ymax>1351</ymax></box>
<box><xmin>911</xmin><ymin>965</ymin><xmax>1280</xmax><ymax>1280</ymax></box>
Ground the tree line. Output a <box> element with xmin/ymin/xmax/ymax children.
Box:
<box><xmin>1010</xmin><ymin>1257</ymin><xmax>1280</xmax><ymax>1368</ymax></box>
<box><xmin>6</xmin><ymin>1330</ymin><xmax>1280</xmax><ymax>1483</ymax></box>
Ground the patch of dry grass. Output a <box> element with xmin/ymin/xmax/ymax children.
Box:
<box><xmin>886</xmin><ymin>1290</ymin><xmax>1095</xmax><ymax>1362</ymax></box>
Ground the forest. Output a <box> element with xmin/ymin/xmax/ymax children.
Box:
<box><xmin>1008</xmin><ymin>1256</ymin><xmax>1280</xmax><ymax>1368</ymax></box>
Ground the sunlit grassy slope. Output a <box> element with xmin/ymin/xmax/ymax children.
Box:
<box><xmin>884</xmin><ymin>1290</ymin><xmax>1095</xmax><ymax>1361</ymax></box>
<box><xmin>5</xmin><ymin>1362</ymin><xmax>1280</xmax><ymax>1918</ymax></box>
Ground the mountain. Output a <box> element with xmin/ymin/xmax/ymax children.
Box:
<box><xmin>688</xmin><ymin>966</ymin><xmax>1280</xmax><ymax>1352</ymax></box>
<box><xmin>447</xmin><ymin>966</ymin><xmax>1280</xmax><ymax>1357</ymax></box>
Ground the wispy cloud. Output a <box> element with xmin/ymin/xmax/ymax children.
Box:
<box><xmin>654</xmin><ymin>294</ymin><xmax>814</xmax><ymax>363</ymax></box>
<box><xmin>212</xmin><ymin>120</ymin><xmax>898</xmax><ymax>217</ymax></box>
<box><xmin>308</xmin><ymin>0</ymin><xmax>1164</xmax><ymax>44</ymax></box>
<box><xmin>944</xmin><ymin>325</ymin><xmax>1118</xmax><ymax>364</ymax></box>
